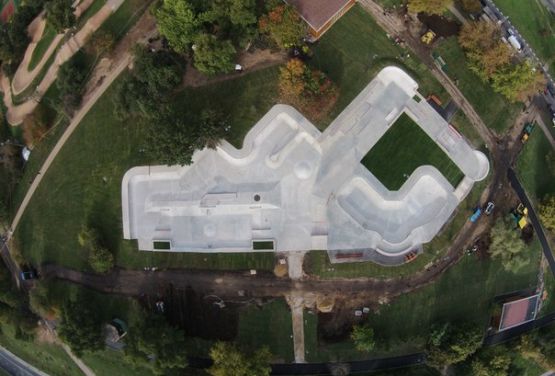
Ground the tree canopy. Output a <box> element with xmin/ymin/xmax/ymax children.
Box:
<box><xmin>426</xmin><ymin>322</ymin><xmax>482</xmax><ymax>367</ymax></box>
<box><xmin>155</xmin><ymin>0</ymin><xmax>200</xmax><ymax>54</ymax></box>
<box><xmin>145</xmin><ymin>108</ymin><xmax>229</xmax><ymax>166</ymax></box>
<box><xmin>489</xmin><ymin>218</ymin><xmax>529</xmax><ymax>273</ymax></box>
<box><xmin>208</xmin><ymin>342</ymin><xmax>271</xmax><ymax>376</ymax></box>
<box><xmin>46</xmin><ymin>0</ymin><xmax>76</xmax><ymax>32</ymax></box>
<box><xmin>458</xmin><ymin>21</ymin><xmax>545</xmax><ymax>102</ymax></box>
<box><xmin>193</xmin><ymin>33</ymin><xmax>236</xmax><ymax>76</ymax></box>
<box><xmin>408</xmin><ymin>0</ymin><xmax>453</xmax><ymax>15</ymax></box>
<box><xmin>125</xmin><ymin>312</ymin><xmax>188</xmax><ymax>374</ymax></box>
<box><xmin>259</xmin><ymin>4</ymin><xmax>306</xmax><ymax>48</ymax></box>
<box><xmin>539</xmin><ymin>195</ymin><xmax>555</xmax><ymax>234</ymax></box>
<box><xmin>351</xmin><ymin>324</ymin><xmax>375</xmax><ymax>352</ymax></box>
<box><xmin>58</xmin><ymin>296</ymin><xmax>104</xmax><ymax>356</ymax></box>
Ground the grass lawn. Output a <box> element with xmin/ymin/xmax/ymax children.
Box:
<box><xmin>76</xmin><ymin>0</ymin><xmax>107</xmax><ymax>29</ymax></box>
<box><xmin>305</xmin><ymin>247</ymin><xmax>541</xmax><ymax>362</ymax></box>
<box><xmin>495</xmin><ymin>0</ymin><xmax>555</xmax><ymax>74</ymax></box>
<box><xmin>311</xmin><ymin>5</ymin><xmax>450</xmax><ymax>127</ymax></box>
<box><xmin>28</xmin><ymin>23</ymin><xmax>57</xmax><ymax>71</ymax></box>
<box><xmin>0</xmin><ymin>324</ymin><xmax>82</xmax><ymax>376</ymax></box>
<box><xmin>361</xmin><ymin>113</ymin><xmax>464</xmax><ymax>190</ymax></box>
<box><xmin>96</xmin><ymin>0</ymin><xmax>149</xmax><ymax>40</ymax></box>
<box><xmin>517</xmin><ymin>129</ymin><xmax>555</xmax><ymax>203</ymax></box>
<box><xmin>434</xmin><ymin>37</ymin><xmax>521</xmax><ymax>133</ymax></box>
<box><xmin>82</xmin><ymin>349</ymin><xmax>153</xmax><ymax>376</ymax></box>
<box><xmin>236</xmin><ymin>299</ymin><xmax>294</xmax><ymax>362</ymax></box>
<box><xmin>15</xmin><ymin>67</ymin><xmax>281</xmax><ymax>271</ymax></box>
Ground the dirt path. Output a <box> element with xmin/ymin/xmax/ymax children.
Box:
<box><xmin>2</xmin><ymin>0</ymin><xmax>125</xmax><ymax>125</ymax></box>
<box><xmin>61</xmin><ymin>344</ymin><xmax>95</xmax><ymax>376</ymax></box>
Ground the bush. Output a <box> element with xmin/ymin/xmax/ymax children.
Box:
<box><xmin>88</xmin><ymin>247</ymin><xmax>114</xmax><ymax>273</ymax></box>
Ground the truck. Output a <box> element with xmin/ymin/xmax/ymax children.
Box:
<box><xmin>521</xmin><ymin>122</ymin><xmax>535</xmax><ymax>143</ymax></box>
<box><xmin>470</xmin><ymin>208</ymin><xmax>482</xmax><ymax>223</ymax></box>
<box><xmin>421</xmin><ymin>30</ymin><xmax>436</xmax><ymax>45</ymax></box>
<box><xmin>510</xmin><ymin>203</ymin><xmax>528</xmax><ymax>229</ymax></box>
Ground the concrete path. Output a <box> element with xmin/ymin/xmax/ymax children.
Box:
<box><xmin>287</xmin><ymin>252</ymin><xmax>306</xmax><ymax>280</ymax></box>
<box><xmin>61</xmin><ymin>344</ymin><xmax>95</xmax><ymax>376</ymax></box>
<box><xmin>287</xmin><ymin>294</ymin><xmax>306</xmax><ymax>363</ymax></box>
<box><xmin>2</xmin><ymin>0</ymin><xmax>124</xmax><ymax>125</ymax></box>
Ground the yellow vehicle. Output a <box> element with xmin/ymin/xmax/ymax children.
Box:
<box><xmin>421</xmin><ymin>30</ymin><xmax>436</xmax><ymax>45</ymax></box>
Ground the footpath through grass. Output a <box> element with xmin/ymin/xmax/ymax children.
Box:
<box><xmin>435</xmin><ymin>37</ymin><xmax>521</xmax><ymax>133</ymax></box>
<box><xmin>362</xmin><ymin>113</ymin><xmax>464</xmax><ymax>190</ymax></box>
<box><xmin>305</xmin><ymin>247</ymin><xmax>541</xmax><ymax>362</ymax></box>
<box><xmin>494</xmin><ymin>0</ymin><xmax>555</xmax><ymax>74</ymax></box>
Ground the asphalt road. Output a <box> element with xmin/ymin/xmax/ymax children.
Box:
<box><xmin>0</xmin><ymin>346</ymin><xmax>48</xmax><ymax>376</ymax></box>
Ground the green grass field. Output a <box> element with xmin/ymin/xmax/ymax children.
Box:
<box><xmin>237</xmin><ymin>299</ymin><xmax>294</xmax><ymax>362</ymax></box>
<box><xmin>96</xmin><ymin>0</ymin><xmax>149</xmax><ymax>40</ymax></box>
<box><xmin>517</xmin><ymin>129</ymin><xmax>555</xmax><ymax>203</ymax></box>
<box><xmin>362</xmin><ymin>113</ymin><xmax>464</xmax><ymax>190</ymax></box>
<box><xmin>495</xmin><ymin>0</ymin><xmax>555</xmax><ymax>74</ymax></box>
<box><xmin>0</xmin><ymin>324</ymin><xmax>82</xmax><ymax>376</ymax></box>
<box><xmin>15</xmin><ymin>67</ymin><xmax>280</xmax><ymax>271</ymax></box>
<box><xmin>435</xmin><ymin>37</ymin><xmax>521</xmax><ymax>133</ymax></box>
<box><xmin>76</xmin><ymin>0</ymin><xmax>107</xmax><ymax>29</ymax></box>
<box><xmin>27</xmin><ymin>23</ymin><xmax>57</xmax><ymax>71</ymax></box>
<box><xmin>305</xmin><ymin>247</ymin><xmax>541</xmax><ymax>361</ymax></box>
<box><xmin>311</xmin><ymin>5</ymin><xmax>450</xmax><ymax>127</ymax></box>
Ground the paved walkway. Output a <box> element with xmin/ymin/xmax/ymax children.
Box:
<box><xmin>8</xmin><ymin>52</ymin><xmax>131</xmax><ymax>237</ymax></box>
<box><xmin>61</xmin><ymin>344</ymin><xmax>95</xmax><ymax>376</ymax></box>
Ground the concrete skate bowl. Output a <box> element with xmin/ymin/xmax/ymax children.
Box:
<box><xmin>336</xmin><ymin>168</ymin><xmax>456</xmax><ymax>254</ymax></box>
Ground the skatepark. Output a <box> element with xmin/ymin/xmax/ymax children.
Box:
<box><xmin>121</xmin><ymin>66</ymin><xmax>489</xmax><ymax>264</ymax></box>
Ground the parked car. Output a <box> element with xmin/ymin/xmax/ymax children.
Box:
<box><xmin>485</xmin><ymin>201</ymin><xmax>495</xmax><ymax>215</ymax></box>
<box><xmin>20</xmin><ymin>269</ymin><xmax>37</xmax><ymax>281</ymax></box>
<box><xmin>470</xmin><ymin>208</ymin><xmax>482</xmax><ymax>223</ymax></box>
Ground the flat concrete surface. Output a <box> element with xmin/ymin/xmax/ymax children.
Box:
<box><xmin>122</xmin><ymin>67</ymin><xmax>488</xmax><ymax>260</ymax></box>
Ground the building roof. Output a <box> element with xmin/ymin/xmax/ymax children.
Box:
<box><xmin>286</xmin><ymin>0</ymin><xmax>353</xmax><ymax>33</ymax></box>
<box><xmin>121</xmin><ymin>67</ymin><xmax>488</xmax><ymax>258</ymax></box>
<box><xmin>498</xmin><ymin>294</ymin><xmax>540</xmax><ymax>331</ymax></box>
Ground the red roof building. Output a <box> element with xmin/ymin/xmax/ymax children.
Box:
<box><xmin>285</xmin><ymin>0</ymin><xmax>355</xmax><ymax>40</ymax></box>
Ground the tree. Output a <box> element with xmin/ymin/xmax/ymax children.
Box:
<box><xmin>125</xmin><ymin>312</ymin><xmax>188</xmax><ymax>374</ymax></box>
<box><xmin>208</xmin><ymin>341</ymin><xmax>271</xmax><ymax>376</ymax></box>
<box><xmin>459</xmin><ymin>21</ymin><xmax>512</xmax><ymax>79</ymax></box>
<box><xmin>259</xmin><ymin>4</ymin><xmax>306</xmax><ymax>48</ymax></box>
<box><xmin>88</xmin><ymin>247</ymin><xmax>114</xmax><ymax>273</ymax></box>
<box><xmin>489</xmin><ymin>218</ymin><xmax>529</xmax><ymax>273</ymax></box>
<box><xmin>471</xmin><ymin>353</ymin><xmax>511</xmax><ymax>376</ymax></box>
<box><xmin>145</xmin><ymin>108</ymin><xmax>228</xmax><ymax>166</ymax></box>
<box><xmin>113</xmin><ymin>46</ymin><xmax>184</xmax><ymax>120</ymax></box>
<box><xmin>46</xmin><ymin>0</ymin><xmax>76</xmax><ymax>32</ymax></box>
<box><xmin>193</xmin><ymin>33</ymin><xmax>236</xmax><ymax>76</ymax></box>
<box><xmin>57</xmin><ymin>56</ymin><xmax>88</xmax><ymax>110</ymax></box>
<box><xmin>22</xmin><ymin>103</ymin><xmax>53</xmax><ymax>148</ymax></box>
<box><xmin>459</xmin><ymin>0</ymin><xmax>482</xmax><ymax>13</ymax></box>
<box><xmin>155</xmin><ymin>0</ymin><xmax>200</xmax><ymax>53</ymax></box>
<box><xmin>491</xmin><ymin>61</ymin><xmax>545</xmax><ymax>102</ymax></box>
<box><xmin>78</xmin><ymin>226</ymin><xmax>114</xmax><ymax>273</ymax></box>
<box><xmin>427</xmin><ymin>322</ymin><xmax>482</xmax><ymax>367</ymax></box>
<box><xmin>407</xmin><ymin>0</ymin><xmax>453</xmax><ymax>15</ymax></box>
<box><xmin>539</xmin><ymin>195</ymin><xmax>555</xmax><ymax>234</ymax></box>
<box><xmin>351</xmin><ymin>324</ymin><xmax>375</xmax><ymax>352</ymax></box>
<box><xmin>58</xmin><ymin>296</ymin><xmax>104</xmax><ymax>356</ymax></box>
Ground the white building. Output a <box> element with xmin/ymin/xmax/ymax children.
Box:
<box><xmin>121</xmin><ymin>67</ymin><xmax>489</xmax><ymax>264</ymax></box>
